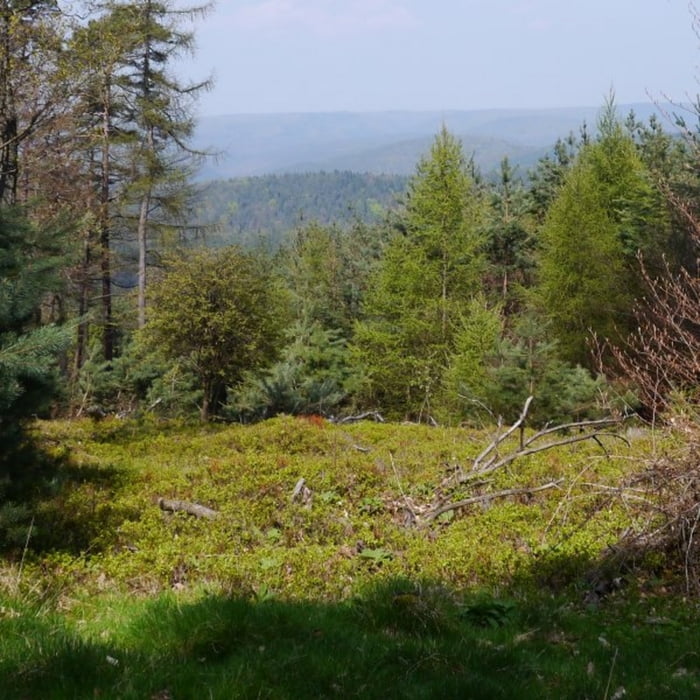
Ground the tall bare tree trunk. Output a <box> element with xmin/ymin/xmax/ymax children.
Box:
<box><xmin>99</xmin><ymin>74</ymin><xmax>113</xmax><ymax>362</ymax></box>
<box><xmin>137</xmin><ymin>123</ymin><xmax>155</xmax><ymax>329</ymax></box>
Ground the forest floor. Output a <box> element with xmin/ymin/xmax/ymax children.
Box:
<box><xmin>1</xmin><ymin>415</ymin><xmax>698</xmax><ymax>698</ymax></box>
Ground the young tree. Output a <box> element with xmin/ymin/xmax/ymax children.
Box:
<box><xmin>145</xmin><ymin>246</ymin><xmax>289</xmax><ymax>421</ymax></box>
<box><xmin>282</xmin><ymin>220</ymin><xmax>390</xmax><ymax>337</ymax></box>
<box><xmin>484</xmin><ymin>157</ymin><xmax>535</xmax><ymax>310</ymax></box>
<box><xmin>283</xmin><ymin>222</ymin><xmax>349</xmax><ymax>333</ymax></box>
<box><xmin>536</xmin><ymin>104</ymin><xmax>669</xmax><ymax>367</ymax></box>
<box><xmin>353</xmin><ymin>128</ymin><xmax>485</xmax><ymax>419</ymax></box>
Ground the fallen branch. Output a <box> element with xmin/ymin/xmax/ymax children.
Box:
<box><xmin>413</xmin><ymin>396</ymin><xmax>630</xmax><ymax>528</ymax></box>
<box><xmin>424</xmin><ymin>479</ymin><xmax>565</xmax><ymax>523</ymax></box>
<box><xmin>334</xmin><ymin>411</ymin><xmax>385</xmax><ymax>424</ymax></box>
<box><xmin>464</xmin><ymin>396</ymin><xmax>626</xmax><ymax>481</ymax></box>
<box><xmin>158</xmin><ymin>498</ymin><xmax>219</xmax><ymax>519</ymax></box>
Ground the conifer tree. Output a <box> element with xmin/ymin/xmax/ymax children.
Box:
<box><xmin>111</xmin><ymin>0</ymin><xmax>210</xmax><ymax>328</ymax></box>
<box><xmin>0</xmin><ymin>1</ymin><xmax>63</xmax><ymax>205</ymax></box>
<box><xmin>353</xmin><ymin>128</ymin><xmax>485</xmax><ymax>419</ymax></box>
<box><xmin>536</xmin><ymin>102</ymin><xmax>668</xmax><ymax>367</ymax></box>
<box><xmin>67</xmin><ymin>0</ymin><xmax>209</xmax><ymax>366</ymax></box>
<box><xmin>485</xmin><ymin>157</ymin><xmax>535</xmax><ymax>310</ymax></box>
<box><xmin>69</xmin><ymin>7</ymin><xmax>139</xmax><ymax>366</ymax></box>
<box><xmin>0</xmin><ymin>207</ymin><xmax>68</xmax><ymax>474</ymax></box>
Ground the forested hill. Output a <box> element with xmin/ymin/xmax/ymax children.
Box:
<box><xmin>194</xmin><ymin>171</ymin><xmax>408</xmax><ymax>247</ymax></box>
<box><xmin>192</xmin><ymin>104</ymin><xmax>672</xmax><ymax>179</ymax></box>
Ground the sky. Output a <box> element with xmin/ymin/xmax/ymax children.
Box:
<box><xmin>178</xmin><ymin>0</ymin><xmax>699</xmax><ymax>116</ymax></box>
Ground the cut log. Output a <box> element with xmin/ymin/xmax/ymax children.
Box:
<box><xmin>158</xmin><ymin>497</ymin><xmax>219</xmax><ymax>519</ymax></box>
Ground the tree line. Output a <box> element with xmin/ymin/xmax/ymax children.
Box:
<box><xmin>192</xmin><ymin>171</ymin><xmax>409</xmax><ymax>249</ymax></box>
<box><xmin>3</xmin><ymin>2</ymin><xmax>700</xmax><ymax>477</ymax></box>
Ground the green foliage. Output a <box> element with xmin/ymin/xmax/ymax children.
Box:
<box><xmin>462</xmin><ymin>598</ymin><xmax>515</xmax><ymax>628</ymax></box>
<box><xmin>536</xmin><ymin>103</ymin><xmax>669</xmax><ymax>367</ymax></box>
<box><xmin>484</xmin><ymin>157</ymin><xmax>536</xmax><ymax>309</ymax></box>
<box><xmin>0</xmin><ymin>208</ymin><xmax>69</xmax><ymax>473</ymax></box>
<box><xmin>281</xmin><ymin>220</ymin><xmax>390</xmax><ymax>336</ymax></box>
<box><xmin>527</xmin><ymin>133</ymin><xmax>580</xmax><ymax>224</ymax></box>
<box><xmin>358</xmin><ymin>547</ymin><xmax>393</xmax><ymax>565</ymax></box>
<box><xmin>16</xmin><ymin>414</ymin><xmax>647</xmax><ymax>600</ymax></box>
<box><xmin>228</xmin><ymin>322</ymin><xmax>357</xmax><ymax>421</ymax></box>
<box><xmin>446</xmin><ymin>308</ymin><xmax>602</xmax><ymax>425</ymax></box>
<box><xmin>353</xmin><ymin>128</ymin><xmax>485</xmax><ymax>419</ymax></box>
<box><xmin>73</xmin><ymin>331</ymin><xmax>202</xmax><ymax>419</ymax></box>
<box><xmin>443</xmin><ymin>295</ymin><xmax>503</xmax><ymax>417</ymax></box>
<box><xmin>145</xmin><ymin>246</ymin><xmax>290</xmax><ymax>420</ymax></box>
<box><xmin>486</xmin><ymin>316</ymin><xmax>603</xmax><ymax>425</ymax></box>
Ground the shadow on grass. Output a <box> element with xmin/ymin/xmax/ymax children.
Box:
<box><xmin>2</xmin><ymin>577</ymin><xmax>699</xmax><ymax>699</ymax></box>
<box><xmin>0</xmin><ymin>437</ymin><xmax>131</xmax><ymax>558</ymax></box>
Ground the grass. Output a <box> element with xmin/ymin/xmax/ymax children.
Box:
<box><xmin>0</xmin><ymin>414</ymin><xmax>697</xmax><ymax>698</ymax></box>
<box><xmin>2</xmin><ymin>583</ymin><xmax>699</xmax><ymax>698</ymax></box>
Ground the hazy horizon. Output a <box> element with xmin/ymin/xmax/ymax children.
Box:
<box><xmin>196</xmin><ymin>101</ymin><xmax>677</xmax><ymax>119</ymax></box>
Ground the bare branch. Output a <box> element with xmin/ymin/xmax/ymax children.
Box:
<box><xmin>471</xmin><ymin>396</ymin><xmax>533</xmax><ymax>473</ymax></box>
<box><xmin>461</xmin><ymin>396</ymin><xmax>625</xmax><ymax>481</ymax></box>
<box><xmin>424</xmin><ymin>479</ymin><xmax>564</xmax><ymax>522</ymax></box>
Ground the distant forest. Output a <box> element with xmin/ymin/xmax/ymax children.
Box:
<box><xmin>193</xmin><ymin>171</ymin><xmax>408</xmax><ymax>247</ymax></box>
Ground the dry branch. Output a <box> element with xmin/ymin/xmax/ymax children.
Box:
<box><xmin>415</xmin><ymin>396</ymin><xmax>627</xmax><ymax>528</ymax></box>
<box><xmin>462</xmin><ymin>397</ymin><xmax>625</xmax><ymax>482</ymax></box>
<box><xmin>334</xmin><ymin>411</ymin><xmax>385</xmax><ymax>424</ymax></box>
<box><xmin>605</xmin><ymin>254</ymin><xmax>700</xmax><ymax>413</ymax></box>
<box><xmin>424</xmin><ymin>479</ymin><xmax>564</xmax><ymax>522</ymax></box>
<box><xmin>291</xmin><ymin>477</ymin><xmax>313</xmax><ymax>507</ymax></box>
<box><xmin>158</xmin><ymin>498</ymin><xmax>219</xmax><ymax>519</ymax></box>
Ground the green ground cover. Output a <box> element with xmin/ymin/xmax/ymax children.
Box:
<box><xmin>0</xmin><ymin>416</ymin><xmax>697</xmax><ymax>698</ymax></box>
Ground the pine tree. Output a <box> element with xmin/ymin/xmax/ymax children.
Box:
<box><xmin>68</xmin><ymin>7</ymin><xmax>139</xmax><ymax>366</ymax></box>
<box><xmin>111</xmin><ymin>0</ymin><xmax>211</xmax><ymax>328</ymax></box>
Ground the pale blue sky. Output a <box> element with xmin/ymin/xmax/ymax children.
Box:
<box><xmin>181</xmin><ymin>0</ymin><xmax>698</xmax><ymax>116</ymax></box>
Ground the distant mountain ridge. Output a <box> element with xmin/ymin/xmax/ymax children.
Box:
<box><xmin>192</xmin><ymin>103</ymin><xmax>675</xmax><ymax>180</ymax></box>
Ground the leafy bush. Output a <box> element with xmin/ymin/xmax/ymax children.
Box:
<box><xmin>146</xmin><ymin>246</ymin><xmax>290</xmax><ymax>420</ymax></box>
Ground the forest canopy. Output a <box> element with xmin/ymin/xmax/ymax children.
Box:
<box><xmin>1</xmin><ymin>2</ymin><xmax>699</xmax><ymax>444</ymax></box>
